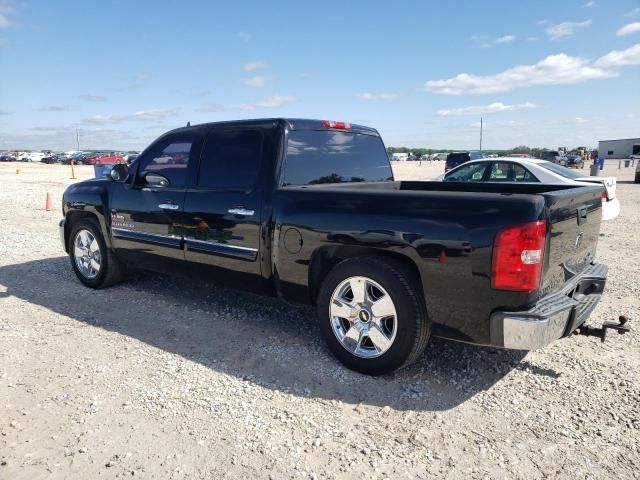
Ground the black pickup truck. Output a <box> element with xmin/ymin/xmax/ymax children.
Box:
<box><xmin>60</xmin><ymin>118</ymin><xmax>609</xmax><ymax>375</ymax></box>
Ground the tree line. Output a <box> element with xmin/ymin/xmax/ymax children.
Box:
<box><xmin>387</xmin><ymin>145</ymin><xmax>591</xmax><ymax>158</ymax></box>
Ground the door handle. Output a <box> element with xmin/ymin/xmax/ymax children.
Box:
<box><xmin>158</xmin><ymin>203</ymin><xmax>179</xmax><ymax>210</ymax></box>
<box><xmin>228</xmin><ymin>207</ymin><xmax>255</xmax><ymax>216</ymax></box>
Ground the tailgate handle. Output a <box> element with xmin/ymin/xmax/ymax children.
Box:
<box><xmin>577</xmin><ymin>207</ymin><xmax>588</xmax><ymax>225</ymax></box>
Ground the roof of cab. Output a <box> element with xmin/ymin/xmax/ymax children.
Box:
<box><xmin>165</xmin><ymin>118</ymin><xmax>380</xmax><ymax>137</ymax></box>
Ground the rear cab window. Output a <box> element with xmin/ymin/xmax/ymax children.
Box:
<box><xmin>282</xmin><ymin>130</ymin><xmax>393</xmax><ymax>186</ymax></box>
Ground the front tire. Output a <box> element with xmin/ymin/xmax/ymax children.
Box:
<box><xmin>69</xmin><ymin>218</ymin><xmax>125</xmax><ymax>288</ymax></box>
<box><xmin>317</xmin><ymin>256</ymin><xmax>430</xmax><ymax>375</ymax></box>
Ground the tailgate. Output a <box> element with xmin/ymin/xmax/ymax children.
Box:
<box><xmin>540</xmin><ymin>185</ymin><xmax>603</xmax><ymax>294</ymax></box>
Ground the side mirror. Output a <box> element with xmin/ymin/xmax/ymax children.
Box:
<box><xmin>144</xmin><ymin>172</ymin><xmax>170</xmax><ymax>187</ymax></box>
<box><xmin>109</xmin><ymin>163</ymin><xmax>129</xmax><ymax>182</ymax></box>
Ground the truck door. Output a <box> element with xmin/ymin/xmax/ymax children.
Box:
<box><xmin>109</xmin><ymin>132</ymin><xmax>202</xmax><ymax>270</ymax></box>
<box><xmin>182</xmin><ymin>127</ymin><xmax>264</xmax><ymax>285</ymax></box>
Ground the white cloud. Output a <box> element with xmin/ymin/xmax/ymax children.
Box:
<box><xmin>527</xmin><ymin>36</ymin><xmax>539</xmax><ymax>41</ymax></box>
<box><xmin>470</xmin><ymin>120</ymin><xmax>527</xmax><ymax>127</ymax></box>
<box><xmin>494</xmin><ymin>35</ymin><xmax>515</xmax><ymax>44</ymax></box>
<box><xmin>242</xmin><ymin>60</ymin><xmax>267</xmax><ymax>72</ymax></box>
<box><xmin>197</xmin><ymin>95</ymin><xmax>296</xmax><ymax>112</ymax></box>
<box><xmin>471</xmin><ymin>34</ymin><xmax>515</xmax><ymax>48</ymax></box>
<box><xmin>0</xmin><ymin>0</ymin><xmax>10</xmax><ymax>28</ymax></box>
<box><xmin>238</xmin><ymin>31</ymin><xmax>252</xmax><ymax>42</ymax></box>
<box><xmin>357</xmin><ymin>92</ymin><xmax>403</xmax><ymax>100</ymax></box>
<box><xmin>575</xmin><ymin>116</ymin><xmax>587</xmax><ymax>123</ymax></box>
<box><xmin>242</xmin><ymin>75</ymin><xmax>270</xmax><ymax>88</ymax></box>
<box><xmin>78</xmin><ymin>94</ymin><xmax>108</xmax><ymax>102</ymax></box>
<box><xmin>625</xmin><ymin>7</ymin><xmax>640</xmax><ymax>17</ymax></box>
<box><xmin>131</xmin><ymin>109</ymin><xmax>176</xmax><ymax>121</ymax></box>
<box><xmin>84</xmin><ymin>108</ymin><xmax>177</xmax><ymax>125</ymax></box>
<box><xmin>37</xmin><ymin>105</ymin><xmax>69</xmax><ymax>112</ymax></box>
<box><xmin>595</xmin><ymin>43</ymin><xmax>640</xmax><ymax>67</ymax></box>
<box><xmin>546</xmin><ymin>19</ymin><xmax>592</xmax><ymax>39</ymax></box>
<box><xmin>617</xmin><ymin>22</ymin><xmax>640</xmax><ymax>36</ymax></box>
<box><xmin>582</xmin><ymin>1</ymin><xmax>595</xmax><ymax>7</ymax></box>
<box><xmin>425</xmin><ymin>53</ymin><xmax>615</xmax><ymax>95</ymax></box>
<box><xmin>437</xmin><ymin>101</ymin><xmax>536</xmax><ymax>116</ymax></box>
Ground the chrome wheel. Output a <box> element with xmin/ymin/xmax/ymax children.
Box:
<box><xmin>329</xmin><ymin>276</ymin><xmax>397</xmax><ymax>358</ymax></box>
<box><xmin>73</xmin><ymin>229</ymin><xmax>101</xmax><ymax>279</ymax></box>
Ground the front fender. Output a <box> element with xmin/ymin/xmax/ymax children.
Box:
<box><xmin>62</xmin><ymin>179</ymin><xmax>113</xmax><ymax>248</ymax></box>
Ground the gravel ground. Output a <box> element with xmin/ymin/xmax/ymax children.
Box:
<box><xmin>1</xmin><ymin>161</ymin><xmax>639</xmax><ymax>480</ymax></box>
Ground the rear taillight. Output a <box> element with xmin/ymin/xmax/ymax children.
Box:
<box><xmin>322</xmin><ymin>120</ymin><xmax>351</xmax><ymax>130</ymax></box>
<box><xmin>601</xmin><ymin>190</ymin><xmax>607</xmax><ymax>201</ymax></box>
<box><xmin>491</xmin><ymin>220</ymin><xmax>547</xmax><ymax>292</ymax></box>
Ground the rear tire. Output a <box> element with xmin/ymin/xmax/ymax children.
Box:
<box><xmin>635</xmin><ymin>173</ymin><xmax>640</xmax><ymax>184</ymax></box>
<box><xmin>69</xmin><ymin>218</ymin><xmax>125</xmax><ymax>288</ymax></box>
<box><xmin>317</xmin><ymin>256</ymin><xmax>430</xmax><ymax>375</ymax></box>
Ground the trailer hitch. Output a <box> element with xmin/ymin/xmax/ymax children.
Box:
<box><xmin>577</xmin><ymin>315</ymin><xmax>631</xmax><ymax>342</ymax></box>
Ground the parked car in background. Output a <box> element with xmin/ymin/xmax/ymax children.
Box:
<box><xmin>19</xmin><ymin>151</ymin><xmax>47</xmax><ymax>162</ymax></box>
<box><xmin>541</xmin><ymin>150</ymin><xmax>567</xmax><ymax>167</ymax></box>
<box><xmin>0</xmin><ymin>151</ymin><xmax>16</xmax><ymax>162</ymax></box>
<box><xmin>437</xmin><ymin>157</ymin><xmax>620</xmax><ymax>220</ymax></box>
<box><xmin>84</xmin><ymin>152</ymin><xmax>125</xmax><ymax>165</ymax></box>
<box><xmin>444</xmin><ymin>151</ymin><xmax>485</xmax><ymax>171</ymax></box>
<box><xmin>508</xmin><ymin>153</ymin><xmax>533</xmax><ymax>159</ymax></box>
<box><xmin>41</xmin><ymin>154</ymin><xmax>61</xmax><ymax>164</ymax></box>
<box><xmin>565</xmin><ymin>153</ymin><xmax>585</xmax><ymax>169</ymax></box>
<box><xmin>635</xmin><ymin>160</ymin><xmax>640</xmax><ymax>183</ymax></box>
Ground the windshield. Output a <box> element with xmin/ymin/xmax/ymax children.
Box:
<box><xmin>539</xmin><ymin>161</ymin><xmax>584</xmax><ymax>179</ymax></box>
<box><xmin>283</xmin><ymin>130</ymin><xmax>393</xmax><ymax>186</ymax></box>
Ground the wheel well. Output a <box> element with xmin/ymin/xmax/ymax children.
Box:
<box><xmin>64</xmin><ymin>211</ymin><xmax>100</xmax><ymax>252</ymax></box>
<box><xmin>308</xmin><ymin>247</ymin><xmax>424</xmax><ymax>304</ymax></box>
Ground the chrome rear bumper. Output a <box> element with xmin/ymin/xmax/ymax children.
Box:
<box><xmin>490</xmin><ymin>263</ymin><xmax>607</xmax><ymax>350</ymax></box>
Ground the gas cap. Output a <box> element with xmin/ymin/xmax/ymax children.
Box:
<box><xmin>283</xmin><ymin>228</ymin><xmax>303</xmax><ymax>254</ymax></box>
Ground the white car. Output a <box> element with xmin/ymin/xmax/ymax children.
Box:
<box><xmin>435</xmin><ymin>157</ymin><xmax>620</xmax><ymax>221</ymax></box>
<box><xmin>18</xmin><ymin>152</ymin><xmax>46</xmax><ymax>162</ymax></box>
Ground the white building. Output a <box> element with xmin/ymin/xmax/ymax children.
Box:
<box><xmin>598</xmin><ymin>138</ymin><xmax>640</xmax><ymax>159</ymax></box>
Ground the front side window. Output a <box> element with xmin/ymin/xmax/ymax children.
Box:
<box><xmin>197</xmin><ymin>129</ymin><xmax>263</xmax><ymax>189</ymax></box>
<box><xmin>444</xmin><ymin>162</ymin><xmax>488</xmax><ymax>182</ymax></box>
<box><xmin>139</xmin><ymin>136</ymin><xmax>194</xmax><ymax>187</ymax></box>
<box><xmin>283</xmin><ymin>130</ymin><xmax>392</xmax><ymax>186</ymax></box>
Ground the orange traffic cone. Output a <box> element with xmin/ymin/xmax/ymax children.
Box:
<box><xmin>70</xmin><ymin>160</ymin><xmax>76</xmax><ymax>179</ymax></box>
<box><xmin>45</xmin><ymin>192</ymin><xmax>53</xmax><ymax>211</ymax></box>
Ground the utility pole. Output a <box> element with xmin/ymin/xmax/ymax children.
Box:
<box><xmin>479</xmin><ymin>117</ymin><xmax>483</xmax><ymax>152</ymax></box>
<box><xmin>76</xmin><ymin>129</ymin><xmax>80</xmax><ymax>152</ymax></box>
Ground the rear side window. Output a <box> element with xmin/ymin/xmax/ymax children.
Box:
<box><xmin>489</xmin><ymin>162</ymin><xmax>538</xmax><ymax>182</ymax></box>
<box><xmin>139</xmin><ymin>137</ymin><xmax>194</xmax><ymax>187</ymax></box>
<box><xmin>283</xmin><ymin>131</ymin><xmax>392</xmax><ymax>186</ymax></box>
<box><xmin>444</xmin><ymin>162</ymin><xmax>488</xmax><ymax>182</ymax></box>
<box><xmin>197</xmin><ymin>129</ymin><xmax>263</xmax><ymax>189</ymax></box>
